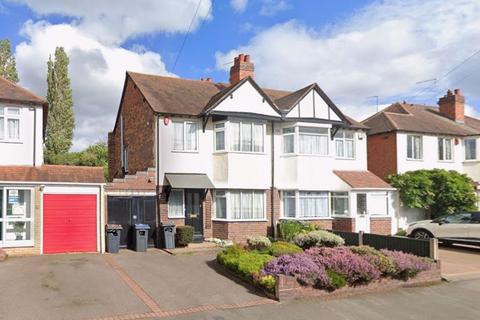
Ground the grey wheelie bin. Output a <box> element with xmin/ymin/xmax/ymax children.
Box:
<box><xmin>133</xmin><ymin>224</ymin><xmax>150</xmax><ymax>252</ymax></box>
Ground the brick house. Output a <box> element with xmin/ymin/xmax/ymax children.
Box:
<box><xmin>363</xmin><ymin>89</ymin><xmax>480</xmax><ymax>230</ymax></box>
<box><xmin>0</xmin><ymin>76</ymin><xmax>104</xmax><ymax>256</ymax></box>
<box><xmin>107</xmin><ymin>54</ymin><xmax>396</xmax><ymax>244</ymax></box>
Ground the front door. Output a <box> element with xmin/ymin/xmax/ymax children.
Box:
<box><xmin>355</xmin><ymin>193</ymin><xmax>370</xmax><ymax>233</ymax></box>
<box><xmin>184</xmin><ymin>189</ymin><xmax>203</xmax><ymax>242</ymax></box>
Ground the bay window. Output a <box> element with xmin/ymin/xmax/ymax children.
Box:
<box><xmin>335</xmin><ymin>130</ymin><xmax>355</xmax><ymax>159</ymax></box>
<box><xmin>465</xmin><ymin>138</ymin><xmax>477</xmax><ymax>160</ymax></box>
<box><xmin>331</xmin><ymin>192</ymin><xmax>349</xmax><ymax>215</ymax></box>
<box><xmin>406</xmin><ymin>135</ymin><xmax>422</xmax><ymax>160</ymax></box>
<box><xmin>282</xmin><ymin>191</ymin><xmax>331</xmax><ymax>219</ymax></box>
<box><xmin>230</xmin><ymin>120</ymin><xmax>264</xmax><ymax>152</ymax></box>
<box><xmin>282</xmin><ymin>191</ymin><xmax>296</xmax><ymax>218</ymax></box>
<box><xmin>299</xmin><ymin>127</ymin><xmax>329</xmax><ymax>155</ymax></box>
<box><xmin>0</xmin><ymin>107</ymin><xmax>21</xmax><ymax>141</ymax></box>
<box><xmin>282</xmin><ymin>127</ymin><xmax>295</xmax><ymax>153</ymax></box>
<box><xmin>438</xmin><ymin>137</ymin><xmax>453</xmax><ymax>161</ymax></box>
<box><xmin>168</xmin><ymin>189</ymin><xmax>184</xmax><ymax>218</ymax></box>
<box><xmin>214</xmin><ymin>190</ymin><xmax>265</xmax><ymax>220</ymax></box>
<box><xmin>173</xmin><ymin>121</ymin><xmax>197</xmax><ymax>151</ymax></box>
<box><xmin>0</xmin><ymin>188</ymin><xmax>34</xmax><ymax>247</ymax></box>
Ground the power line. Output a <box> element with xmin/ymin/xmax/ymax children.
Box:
<box><xmin>172</xmin><ymin>0</ymin><xmax>205</xmax><ymax>73</ymax></box>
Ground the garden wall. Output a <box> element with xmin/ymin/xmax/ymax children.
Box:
<box><xmin>275</xmin><ymin>261</ymin><xmax>441</xmax><ymax>302</ymax></box>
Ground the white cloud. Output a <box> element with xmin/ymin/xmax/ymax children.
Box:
<box><xmin>260</xmin><ymin>0</ymin><xmax>289</xmax><ymax>16</ymax></box>
<box><xmin>230</xmin><ymin>0</ymin><xmax>248</xmax><ymax>13</ymax></box>
<box><xmin>216</xmin><ymin>0</ymin><xmax>480</xmax><ymax>121</ymax></box>
<box><xmin>10</xmin><ymin>0</ymin><xmax>212</xmax><ymax>45</ymax></box>
<box><xmin>16</xmin><ymin>21</ymin><xmax>175</xmax><ymax>150</ymax></box>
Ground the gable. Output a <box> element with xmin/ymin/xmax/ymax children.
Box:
<box><xmin>285</xmin><ymin>88</ymin><xmax>342</xmax><ymax>121</ymax></box>
<box><xmin>213</xmin><ymin>80</ymin><xmax>280</xmax><ymax>117</ymax></box>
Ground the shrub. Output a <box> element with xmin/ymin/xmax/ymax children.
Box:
<box><xmin>263</xmin><ymin>253</ymin><xmax>330</xmax><ymax>287</ymax></box>
<box><xmin>175</xmin><ymin>225</ymin><xmax>194</xmax><ymax>246</ymax></box>
<box><xmin>278</xmin><ymin>220</ymin><xmax>317</xmax><ymax>241</ymax></box>
<box><xmin>253</xmin><ymin>274</ymin><xmax>277</xmax><ymax>292</ymax></box>
<box><xmin>247</xmin><ymin>236</ymin><xmax>272</xmax><ymax>250</ymax></box>
<box><xmin>326</xmin><ymin>269</ymin><xmax>347</xmax><ymax>290</ymax></box>
<box><xmin>395</xmin><ymin>229</ymin><xmax>408</xmax><ymax>237</ymax></box>
<box><xmin>381</xmin><ymin>249</ymin><xmax>432</xmax><ymax>280</ymax></box>
<box><xmin>269</xmin><ymin>241</ymin><xmax>303</xmax><ymax>257</ymax></box>
<box><xmin>351</xmin><ymin>246</ymin><xmax>397</xmax><ymax>276</ymax></box>
<box><xmin>293</xmin><ymin>230</ymin><xmax>345</xmax><ymax>249</ymax></box>
<box><xmin>306</xmin><ymin>247</ymin><xmax>381</xmax><ymax>285</ymax></box>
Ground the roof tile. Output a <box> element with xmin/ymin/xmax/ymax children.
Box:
<box><xmin>334</xmin><ymin>170</ymin><xmax>392</xmax><ymax>189</ymax></box>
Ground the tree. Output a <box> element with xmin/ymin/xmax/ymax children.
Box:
<box><xmin>0</xmin><ymin>39</ymin><xmax>19</xmax><ymax>82</ymax></box>
<box><xmin>45</xmin><ymin>47</ymin><xmax>75</xmax><ymax>163</ymax></box>
<box><xmin>389</xmin><ymin>169</ymin><xmax>477</xmax><ymax>218</ymax></box>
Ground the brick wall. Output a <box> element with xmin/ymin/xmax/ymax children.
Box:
<box><xmin>4</xmin><ymin>187</ymin><xmax>42</xmax><ymax>256</ymax></box>
<box><xmin>212</xmin><ymin>220</ymin><xmax>268</xmax><ymax>243</ymax></box>
<box><xmin>203</xmin><ymin>190</ymin><xmax>213</xmax><ymax>239</ymax></box>
<box><xmin>266</xmin><ymin>188</ymin><xmax>280</xmax><ymax>237</ymax></box>
<box><xmin>367</xmin><ymin>132</ymin><xmax>397</xmax><ymax>181</ymax></box>
<box><xmin>108</xmin><ymin>76</ymin><xmax>156</xmax><ymax>181</ymax></box>
<box><xmin>306</xmin><ymin>219</ymin><xmax>333</xmax><ymax>230</ymax></box>
<box><xmin>370</xmin><ymin>217</ymin><xmax>392</xmax><ymax>235</ymax></box>
<box><xmin>332</xmin><ymin>217</ymin><xmax>355</xmax><ymax>232</ymax></box>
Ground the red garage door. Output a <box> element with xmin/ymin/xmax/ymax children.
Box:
<box><xmin>43</xmin><ymin>194</ymin><xmax>97</xmax><ymax>254</ymax></box>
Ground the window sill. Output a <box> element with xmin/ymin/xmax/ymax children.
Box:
<box><xmin>406</xmin><ymin>158</ymin><xmax>423</xmax><ymax>162</ymax></box>
<box><xmin>280</xmin><ymin>154</ymin><xmax>331</xmax><ymax>158</ymax></box>
<box><xmin>0</xmin><ymin>140</ymin><xmax>23</xmax><ymax>144</ymax></box>
<box><xmin>463</xmin><ymin>159</ymin><xmax>480</xmax><ymax>163</ymax></box>
<box><xmin>369</xmin><ymin>215</ymin><xmax>391</xmax><ymax>219</ymax></box>
<box><xmin>335</xmin><ymin>157</ymin><xmax>356</xmax><ymax>161</ymax></box>
<box><xmin>331</xmin><ymin>215</ymin><xmax>352</xmax><ymax>218</ymax></box>
<box><xmin>438</xmin><ymin>160</ymin><xmax>455</xmax><ymax>163</ymax></box>
<box><xmin>279</xmin><ymin>217</ymin><xmax>332</xmax><ymax>220</ymax></box>
<box><xmin>167</xmin><ymin>216</ymin><xmax>185</xmax><ymax>219</ymax></box>
<box><xmin>171</xmin><ymin>150</ymin><xmax>199</xmax><ymax>154</ymax></box>
<box><xmin>1</xmin><ymin>241</ymin><xmax>34</xmax><ymax>248</ymax></box>
<box><xmin>212</xmin><ymin>218</ymin><xmax>268</xmax><ymax>222</ymax></box>
<box><xmin>228</xmin><ymin>151</ymin><xmax>267</xmax><ymax>155</ymax></box>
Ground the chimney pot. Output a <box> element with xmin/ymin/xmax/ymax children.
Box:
<box><xmin>238</xmin><ymin>53</ymin><xmax>245</xmax><ymax>62</ymax></box>
<box><xmin>454</xmin><ymin>88</ymin><xmax>461</xmax><ymax>95</ymax></box>
<box><xmin>245</xmin><ymin>55</ymin><xmax>250</xmax><ymax>62</ymax></box>
<box><xmin>438</xmin><ymin>89</ymin><xmax>465</xmax><ymax>123</ymax></box>
<box><xmin>229</xmin><ymin>53</ymin><xmax>254</xmax><ymax>85</ymax></box>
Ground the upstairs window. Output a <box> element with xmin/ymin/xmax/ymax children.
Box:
<box><xmin>335</xmin><ymin>130</ymin><xmax>355</xmax><ymax>159</ymax></box>
<box><xmin>282</xmin><ymin>127</ymin><xmax>295</xmax><ymax>154</ymax></box>
<box><xmin>173</xmin><ymin>121</ymin><xmax>197</xmax><ymax>151</ymax></box>
<box><xmin>214</xmin><ymin>123</ymin><xmax>225</xmax><ymax>151</ymax></box>
<box><xmin>230</xmin><ymin>121</ymin><xmax>264</xmax><ymax>153</ymax></box>
<box><xmin>465</xmin><ymin>138</ymin><xmax>477</xmax><ymax>160</ymax></box>
<box><xmin>0</xmin><ymin>107</ymin><xmax>20</xmax><ymax>141</ymax></box>
<box><xmin>438</xmin><ymin>137</ymin><xmax>453</xmax><ymax>161</ymax></box>
<box><xmin>406</xmin><ymin>135</ymin><xmax>422</xmax><ymax>160</ymax></box>
<box><xmin>299</xmin><ymin>127</ymin><xmax>329</xmax><ymax>155</ymax></box>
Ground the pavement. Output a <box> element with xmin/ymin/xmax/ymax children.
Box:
<box><xmin>439</xmin><ymin>245</ymin><xmax>480</xmax><ymax>281</ymax></box>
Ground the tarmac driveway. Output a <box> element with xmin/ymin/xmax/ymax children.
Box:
<box><xmin>439</xmin><ymin>245</ymin><xmax>480</xmax><ymax>281</ymax></box>
<box><xmin>0</xmin><ymin>250</ymin><xmax>269</xmax><ymax>320</ymax></box>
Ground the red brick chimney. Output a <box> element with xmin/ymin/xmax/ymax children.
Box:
<box><xmin>438</xmin><ymin>88</ymin><xmax>465</xmax><ymax>122</ymax></box>
<box><xmin>229</xmin><ymin>54</ymin><xmax>254</xmax><ymax>85</ymax></box>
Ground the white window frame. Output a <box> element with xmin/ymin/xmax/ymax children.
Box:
<box><xmin>0</xmin><ymin>187</ymin><xmax>35</xmax><ymax>248</ymax></box>
<box><xmin>168</xmin><ymin>189</ymin><xmax>185</xmax><ymax>218</ymax></box>
<box><xmin>280</xmin><ymin>190</ymin><xmax>334</xmax><ymax>219</ymax></box>
<box><xmin>213</xmin><ymin>190</ymin><xmax>266</xmax><ymax>221</ymax></box>
<box><xmin>281</xmin><ymin>125</ymin><xmax>330</xmax><ymax>156</ymax></box>
<box><xmin>331</xmin><ymin>192</ymin><xmax>350</xmax><ymax>216</ymax></box>
<box><xmin>172</xmin><ymin>120</ymin><xmax>198</xmax><ymax>152</ymax></box>
<box><xmin>438</xmin><ymin>137</ymin><xmax>453</xmax><ymax>161</ymax></box>
<box><xmin>465</xmin><ymin>138</ymin><xmax>477</xmax><ymax>161</ymax></box>
<box><xmin>406</xmin><ymin>134</ymin><xmax>423</xmax><ymax>160</ymax></box>
<box><xmin>0</xmin><ymin>106</ymin><xmax>21</xmax><ymax>142</ymax></box>
<box><xmin>214</xmin><ymin>121</ymin><xmax>226</xmax><ymax>152</ymax></box>
<box><xmin>335</xmin><ymin>130</ymin><xmax>355</xmax><ymax>159</ymax></box>
<box><xmin>228</xmin><ymin>120</ymin><xmax>265</xmax><ymax>153</ymax></box>
<box><xmin>282</xmin><ymin>127</ymin><xmax>296</xmax><ymax>154</ymax></box>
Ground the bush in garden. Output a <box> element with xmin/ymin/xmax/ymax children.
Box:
<box><xmin>293</xmin><ymin>230</ymin><xmax>345</xmax><ymax>249</ymax></box>
<box><xmin>217</xmin><ymin>245</ymin><xmax>246</xmax><ymax>270</ymax></box>
<box><xmin>278</xmin><ymin>220</ymin><xmax>317</xmax><ymax>241</ymax></box>
<box><xmin>326</xmin><ymin>269</ymin><xmax>347</xmax><ymax>290</ymax></box>
<box><xmin>306</xmin><ymin>247</ymin><xmax>381</xmax><ymax>285</ymax></box>
<box><xmin>252</xmin><ymin>274</ymin><xmax>277</xmax><ymax>292</ymax></box>
<box><xmin>268</xmin><ymin>241</ymin><xmax>303</xmax><ymax>257</ymax></box>
<box><xmin>380</xmin><ymin>249</ymin><xmax>432</xmax><ymax>280</ymax></box>
<box><xmin>247</xmin><ymin>236</ymin><xmax>272</xmax><ymax>251</ymax></box>
<box><xmin>217</xmin><ymin>245</ymin><xmax>273</xmax><ymax>280</ymax></box>
<box><xmin>175</xmin><ymin>225</ymin><xmax>194</xmax><ymax>246</ymax></box>
<box><xmin>262</xmin><ymin>253</ymin><xmax>330</xmax><ymax>287</ymax></box>
<box><xmin>351</xmin><ymin>246</ymin><xmax>397</xmax><ymax>276</ymax></box>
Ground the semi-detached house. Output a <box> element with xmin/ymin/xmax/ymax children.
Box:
<box><xmin>363</xmin><ymin>89</ymin><xmax>480</xmax><ymax>230</ymax></box>
<box><xmin>107</xmin><ymin>54</ymin><xmax>396</xmax><ymax>246</ymax></box>
<box><xmin>0</xmin><ymin>76</ymin><xmax>104</xmax><ymax>256</ymax></box>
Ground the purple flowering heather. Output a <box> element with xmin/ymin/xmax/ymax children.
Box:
<box><xmin>380</xmin><ymin>249</ymin><xmax>432</xmax><ymax>279</ymax></box>
<box><xmin>305</xmin><ymin>246</ymin><xmax>381</xmax><ymax>285</ymax></box>
<box><xmin>262</xmin><ymin>253</ymin><xmax>330</xmax><ymax>287</ymax></box>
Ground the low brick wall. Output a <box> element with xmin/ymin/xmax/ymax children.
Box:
<box><xmin>332</xmin><ymin>217</ymin><xmax>355</xmax><ymax>232</ymax></box>
<box><xmin>370</xmin><ymin>217</ymin><xmax>392</xmax><ymax>235</ymax></box>
<box><xmin>212</xmin><ymin>220</ymin><xmax>268</xmax><ymax>243</ymax></box>
<box><xmin>275</xmin><ymin>261</ymin><xmax>441</xmax><ymax>302</ymax></box>
<box><xmin>304</xmin><ymin>219</ymin><xmax>333</xmax><ymax>230</ymax></box>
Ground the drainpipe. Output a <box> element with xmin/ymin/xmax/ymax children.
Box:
<box><xmin>155</xmin><ymin>114</ymin><xmax>161</xmax><ymax>246</ymax></box>
<box><xmin>33</xmin><ymin>106</ymin><xmax>36</xmax><ymax>166</ymax></box>
<box><xmin>271</xmin><ymin>121</ymin><xmax>276</xmax><ymax>238</ymax></box>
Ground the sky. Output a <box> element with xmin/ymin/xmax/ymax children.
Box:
<box><xmin>1</xmin><ymin>0</ymin><xmax>480</xmax><ymax>151</ymax></box>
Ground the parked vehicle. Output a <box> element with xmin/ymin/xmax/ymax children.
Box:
<box><xmin>406</xmin><ymin>212</ymin><xmax>480</xmax><ymax>245</ymax></box>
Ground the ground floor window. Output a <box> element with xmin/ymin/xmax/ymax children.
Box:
<box><xmin>331</xmin><ymin>192</ymin><xmax>349</xmax><ymax>215</ymax></box>
<box><xmin>168</xmin><ymin>189</ymin><xmax>184</xmax><ymax>218</ymax></box>
<box><xmin>282</xmin><ymin>190</ymin><xmax>333</xmax><ymax>218</ymax></box>
<box><xmin>0</xmin><ymin>187</ymin><xmax>34</xmax><ymax>247</ymax></box>
<box><xmin>214</xmin><ymin>190</ymin><xmax>265</xmax><ymax>220</ymax></box>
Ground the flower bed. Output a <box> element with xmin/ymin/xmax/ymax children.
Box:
<box><xmin>216</xmin><ymin>232</ymin><xmax>440</xmax><ymax>301</ymax></box>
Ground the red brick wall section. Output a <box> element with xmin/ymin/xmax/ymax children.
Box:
<box><xmin>203</xmin><ymin>190</ymin><xmax>213</xmax><ymax>239</ymax></box>
<box><xmin>332</xmin><ymin>217</ymin><xmax>355</xmax><ymax>232</ymax></box>
<box><xmin>367</xmin><ymin>132</ymin><xmax>397</xmax><ymax>182</ymax></box>
<box><xmin>307</xmin><ymin>219</ymin><xmax>333</xmax><ymax>230</ymax></box>
<box><xmin>370</xmin><ymin>217</ymin><xmax>392</xmax><ymax>235</ymax></box>
<box><xmin>212</xmin><ymin>221</ymin><xmax>228</xmax><ymax>240</ymax></box>
<box><xmin>108</xmin><ymin>76</ymin><xmax>156</xmax><ymax>181</ymax></box>
<box><xmin>266</xmin><ymin>188</ymin><xmax>280</xmax><ymax>237</ymax></box>
<box><xmin>438</xmin><ymin>89</ymin><xmax>465</xmax><ymax>122</ymax></box>
<box><xmin>212</xmin><ymin>221</ymin><xmax>268</xmax><ymax>243</ymax></box>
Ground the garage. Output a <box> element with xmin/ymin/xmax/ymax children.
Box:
<box><xmin>43</xmin><ymin>194</ymin><xmax>98</xmax><ymax>254</ymax></box>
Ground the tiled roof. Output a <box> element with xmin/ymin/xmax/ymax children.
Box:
<box><xmin>0</xmin><ymin>76</ymin><xmax>47</xmax><ymax>105</ymax></box>
<box><xmin>362</xmin><ymin>103</ymin><xmax>480</xmax><ymax>136</ymax></box>
<box><xmin>334</xmin><ymin>170</ymin><xmax>392</xmax><ymax>189</ymax></box>
<box><xmin>0</xmin><ymin>165</ymin><xmax>104</xmax><ymax>184</ymax></box>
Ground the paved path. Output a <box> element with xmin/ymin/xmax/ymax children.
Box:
<box><xmin>439</xmin><ymin>245</ymin><xmax>480</xmax><ymax>281</ymax></box>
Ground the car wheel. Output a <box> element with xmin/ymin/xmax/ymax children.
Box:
<box><xmin>412</xmin><ymin>229</ymin><xmax>432</xmax><ymax>240</ymax></box>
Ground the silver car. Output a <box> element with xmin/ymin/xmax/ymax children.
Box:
<box><xmin>406</xmin><ymin>212</ymin><xmax>480</xmax><ymax>244</ymax></box>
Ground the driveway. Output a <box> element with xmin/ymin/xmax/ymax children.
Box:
<box><xmin>0</xmin><ymin>250</ymin><xmax>270</xmax><ymax>320</ymax></box>
<box><xmin>439</xmin><ymin>245</ymin><xmax>480</xmax><ymax>281</ymax></box>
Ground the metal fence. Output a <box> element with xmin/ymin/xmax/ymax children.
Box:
<box><xmin>331</xmin><ymin>230</ymin><xmax>438</xmax><ymax>259</ymax></box>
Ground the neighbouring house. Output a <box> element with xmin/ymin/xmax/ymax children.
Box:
<box><xmin>107</xmin><ymin>54</ymin><xmax>396</xmax><ymax>246</ymax></box>
<box><xmin>0</xmin><ymin>76</ymin><xmax>104</xmax><ymax>255</ymax></box>
<box><xmin>363</xmin><ymin>89</ymin><xmax>480</xmax><ymax>230</ymax></box>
